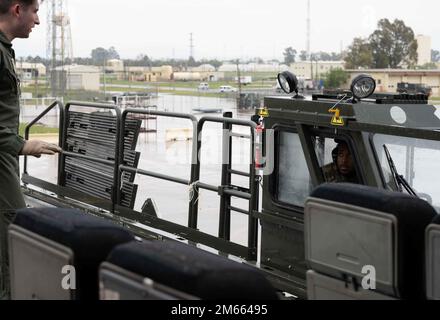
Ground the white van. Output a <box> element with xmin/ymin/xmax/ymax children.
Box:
<box><xmin>219</xmin><ymin>85</ymin><xmax>237</xmax><ymax>93</ymax></box>
<box><xmin>198</xmin><ymin>83</ymin><xmax>209</xmax><ymax>90</ymax></box>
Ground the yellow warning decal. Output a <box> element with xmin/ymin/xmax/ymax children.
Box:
<box><xmin>329</xmin><ymin>108</ymin><xmax>345</xmax><ymax>126</ymax></box>
<box><xmin>258</xmin><ymin>107</ymin><xmax>270</xmax><ymax>118</ymax></box>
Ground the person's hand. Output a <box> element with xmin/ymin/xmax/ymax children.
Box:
<box><xmin>20</xmin><ymin>140</ymin><xmax>63</xmax><ymax>158</ymax></box>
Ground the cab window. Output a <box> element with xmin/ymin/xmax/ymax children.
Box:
<box><xmin>276</xmin><ymin>130</ymin><xmax>313</xmax><ymax>207</ymax></box>
<box><xmin>372</xmin><ymin>134</ymin><xmax>440</xmax><ymax>212</ymax></box>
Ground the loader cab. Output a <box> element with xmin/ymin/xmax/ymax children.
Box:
<box><xmin>256</xmin><ymin>71</ymin><xmax>440</xmax><ymax>297</ymax></box>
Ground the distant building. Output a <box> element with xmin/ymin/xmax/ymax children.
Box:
<box><xmin>106</xmin><ymin>59</ymin><xmax>124</xmax><ymax>73</ymax></box>
<box><xmin>191</xmin><ymin>64</ymin><xmax>216</xmax><ymax>72</ymax></box>
<box><xmin>416</xmin><ymin>35</ymin><xmax>432</xmax><ymax>66</ymax></box>
<box><xmin>186</xmin><ymin>65</ymin><xmax>223</xmax><ymax>81</ymax></box>
<box><xmin>15</xmin><ymin>61</ymin><xmax>46</xmax><ymax>80</ymax></box>
<box><xmin>173</xmin><ymin>72</ymin><xmax>203</xmax><ymax>81</ymax></box>
<box><xmin>290</xmin><ymin>61</ymin><xmax>345</xmax><ymax>79</ymax></box>
<box><xmin>218</xmin><ymin>63</ymin><xmax>289</xmax><ymax>73</ymax></box>
<box><xmin>123</xmin><ymin>65</ymin><xmax>173</xmax><ymax>82</ymax></box>
<box><xmin>54</xmin><ymin>64</ymin><xmax>100</xmax><ymax>91</ymax></box>
<box><xmin>345</xmin><ymin>69</ymin><xmax>440</xmax><ymax>96</ymax></box>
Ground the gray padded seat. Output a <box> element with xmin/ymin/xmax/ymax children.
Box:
<box><xmin>426</xmin><ymin>214</ymin><xmax>440</xmax><ymax>300</ymax></box>
<box><xmin>305</xmin><ymin>183</ymin><xmax>436</xmax><ymax>300</ymax></box>
<box><xmin>100</xmin><ymin>240</ymin><xmax>279</xmax><ymax>300</ymax></box>
<box><xmin>8</xmin><ymin>208</ymin><xmax>134</xmax><ymax>300</ymax></box>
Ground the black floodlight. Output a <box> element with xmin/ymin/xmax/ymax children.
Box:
<box><xmin>277</xmin><ymin>71</ymin><xmax>304</xmax><ymax>99</ymax></box>
<box><xmin>350</xmin><ymin>74</ymin><xmax>376</xmax><ymax>100</ymax></box>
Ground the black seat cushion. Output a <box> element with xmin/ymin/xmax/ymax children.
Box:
<box><xmin>310</xmin><ymin>183</ymin><xmax>437</xmax><ymax>300</ymax></box>
<box><xmin>107</xmin><ymin>240</ymin><xmax>279</xmax><ymax>300</ymax></box>
<box><xmin>13</xmin><ymin>208</ymin><xmax>134</xmax><ymax>300</ymax></box>
<box><xmin>432</xmin><ymin>214</ymin><xmax>440</xmax><ymax>225</ymax></box>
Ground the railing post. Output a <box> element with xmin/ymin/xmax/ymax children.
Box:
<box><xmin>248</xmin><ymin>126</ymin><xmax>259</xmax><ymax>260</ymax></box>
<box><xmin>219</xmin><ymin>112</ymin><xmax>233</xmax><ymax>240</ymax></box>
<box><xmin>188</xmin><ymin>120</ymin><xmax>203</xmax><ymax>229</ymax></box>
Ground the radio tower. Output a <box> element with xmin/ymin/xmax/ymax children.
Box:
<box><xmin>189</xmin><ymin>33</ymin><xmax>195</xmax><ymax>60</ymax></box>
<box><xmin>46</xmin><ymin>0</ymin><xmax>74</xmax><ymax>96</ymax></box>
<box><xmin>306</xmin><ymin>0</ymin><xmax>311</xmax><ymax>60</ymax></box>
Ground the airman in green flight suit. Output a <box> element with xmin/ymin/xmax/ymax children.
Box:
<box><xmin>0</xmin><ymin>0</ymin><xmax>62</xmax><ymax>299</ymax></box>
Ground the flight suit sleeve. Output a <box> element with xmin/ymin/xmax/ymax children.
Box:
<box><xmin>0</xmin><ymin>47</ymin><xmax>26</xmax><ymax>156</ymax></box>
<box><xmin>0</xmin><ymin>127</ymin><xmax>25</xmax><ymax>156</ymax></box>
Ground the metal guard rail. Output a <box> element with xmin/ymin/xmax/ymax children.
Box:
<box><xmin>24</xmin><ymin>100</ymin><xmax>65</xmax><ymax>184</ymax></box>
<box><xmin>22</xmin><ymin>103</ymin><xmax>260</xmax><ymax>260</ymax></box>
<box><xmin>188</xmin><ymin>117</ymin><xmax>258</xmax><ymax>259</ymax></box>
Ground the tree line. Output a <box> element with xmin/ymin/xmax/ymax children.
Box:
<box><xmin>282</xmin><ymin>18</ymin><xmax>440</xmax><ymax>90</ymax></box>
<box><xmin>283</xmin><ymin>18</ymin><xmax>439</xmax><ymax>71</ymax></box>
<box><xmin>22</xmin><ymin>48</ymin><xmax>280</xmax><ymax>70</ymax></box>
<box><xmin>344</xmin><ymin>19</ymin><xmax>419</xmax><ymax>69</ymax></box>
<box><xmin>283</xmin><ymin>47</ymin><xmax>342</xmax><ymax>65</ymax></box>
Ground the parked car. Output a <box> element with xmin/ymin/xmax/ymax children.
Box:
<box><xmin>198</xmin><ymin>82</ymin><xmax>209</xmax><ymax>90</ymax></box>
<box><xmin>219</xmin><ymin>85</ymin><xmax>238</xmax><ymax>93</ymax></box>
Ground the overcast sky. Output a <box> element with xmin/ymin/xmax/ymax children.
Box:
<box><xmin>12</xmin><ymin>0</ymin><xmax>440</xmax><ymax>61</ymax></box>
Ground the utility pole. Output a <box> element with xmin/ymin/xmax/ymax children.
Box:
<box><xmin>306</xmin><ymin>0</ymin><xmax>311</xmax><ymax>60</ymax></box>
<box><xmin>236</xmin><ymin>59</ymin><xmax>242</xmax><ymax>93</ymax></box>
<box><xmin>236</xmin><ymin>59</ymin><xmax>242</xmax><ymax>109</ymax></box>
<box><xmin>35</xmin><ymin>66</ymin><xmax>39</xmax><ymax>107</ymax></box>
<box><xmin>315</xmin><ymin>59</ymin><xmax>319</xmax><ymax>81</ymax></box>
<box><xmin>187</xmin><ymin>32</ymin><xmax>194</xmax><ymax>71</ymax></box>
<box><xmin>307</xmin><ymin>0</ymin><xmax>313</xmax><ymax>82</ymax></box>
<box><xmin>189</xmin><ymin>33</ymin><xmax>195</xmax><ymax>60</ymax></box>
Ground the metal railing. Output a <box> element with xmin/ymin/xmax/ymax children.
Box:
<box><xmin>116</xmin><ymin>108</ymin><xmax>198</xmax><ymax>207</ymax></box>
<box><xmin>22</xmin><ymin>102</ymin><xmax>260</xmax><ymax>260</ymax></box>
<box><xmin>188</xmin><ymin>115</ymin><xmax>259</xmax><ymax>259</ymax></box>
<box><xmin>23</xmin><ymin>100</ymin><xmax>65</xmax><ymax>184</ymax></box>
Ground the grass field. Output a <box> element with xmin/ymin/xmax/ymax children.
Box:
<box><xmin>19</xmin><ymin>123</ymin><xmax>59</xmax><ymax>136</ymax></box>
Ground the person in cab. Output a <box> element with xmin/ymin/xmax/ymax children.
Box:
<box><xmin>322</xmin><ymin>140</ymin><xmax>359</xmax><ymax>184</ymax></box>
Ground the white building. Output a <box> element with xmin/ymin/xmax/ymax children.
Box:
<box><xmin>15</xmin><ymin>62</ymin><xmax>46</xmax><ymax>79</ymax></box>
<box><xmin>173</xmin><ymin>72</ymin><xmax>203</xmax><ymax>81</ymax></box>
<box><xmin>218</xmin><ymin>63</ymin><xmax>289</xmax><ymax>73</ymax></box>
<box><xmin>416</xmin><ymin>35</ymin><xmax>432</xmax><ymax>66</ymax></box>
<box><xmin>191</xmin><ymin>64</ymin><xmax>216</xmax><ymax>72</ymax></box>
<box><xmin>106</xmin><ymin>59</ymin><xmax>124</xmax><ymax>73</ymax></box>
<box><xmin>124</xmin><ymin>65</ymin><xmax>173</xmax><ymax>82</ymax></box>
<box><xmin>290</xmin><ymin>61</ymin><xmax>345</xmax><ymax>79</ymax></box>
<box><xmin>54</xmin><ymin>64</ymin><xmax>100</xmax><ymax>91</ymax></box>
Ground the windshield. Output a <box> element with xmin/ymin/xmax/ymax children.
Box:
<box><xmin>373</xmin><ymin>134</ymin><xmax>440</xmax><ymax>213</ymax></box>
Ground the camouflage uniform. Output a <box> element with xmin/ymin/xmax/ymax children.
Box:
<box><xmin>322</xmin><ymin>163</ymin><xmax>358</xmax><ymax>184</ymax></box>
<box><xmin>0</xmin><ymin>30</ymin><xmax>27</xmax><ymax>300</ymax></box>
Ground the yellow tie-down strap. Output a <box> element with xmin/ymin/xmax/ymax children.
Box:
<box><xmin>329</xmin><ymin>108</ymin><xmax>345</xmax><ymax>126</ymax></box>
<box><xmin>258</xmin><ymin>107</ymin><xmax>270</xmax><ymax>118</ymax></box>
